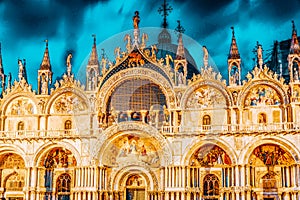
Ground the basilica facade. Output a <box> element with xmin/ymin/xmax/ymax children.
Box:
<box><xmin>0</xmin><ymin>12</ymin><xmax>300</xmax><ymax>200</ymax></box>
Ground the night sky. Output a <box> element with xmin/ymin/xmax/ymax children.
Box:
<box><xmin>0</xmin><ymin>0</ymin><xmax>300</xmax><ymax>89</ymax></box>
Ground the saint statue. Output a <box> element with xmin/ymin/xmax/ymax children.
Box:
<box><xmin>202</xmin><ymin>46</ymin><xmax>209</xmax><ymax>66</ymax></box>
<box><xmin>66</xmin><ymin>53</ymin><xmax>72</xmax><ymax>76</ymax></box>
<box><xmin>133</xmin><ymin>11</ymin><xmax>140</xmax><ymax>29</ymax></box>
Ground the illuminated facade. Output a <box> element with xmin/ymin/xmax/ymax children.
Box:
<box><xmin>0</xmin><ymin>12</ymin><xmax>300</xmax><ymax>200</ymax></box>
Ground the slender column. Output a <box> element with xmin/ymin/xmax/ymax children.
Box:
<box><xmin>99</xmin><ymin>167</ymin><xmax>102</xmax><ymax>190</ymax></box>
<box><xmin>287</xmin><ymin>166</ymin><xmax>290</xmax><ymax>187</ymax></box>
<box><xmin>186</xmin><ymin>192</ymin><xmax>190</xmax><ymax>200</ymax></box>
<box><xmin>241</xmin><ymin>165</ymin><xmax>245</xmax><ymax>186</ymax></box>
<box><xmin>231</xmin><ymin>167</ymin><xmax>234</xmax><ymax>186</ymax></box>
<box><xmin>168</xmin><ymin>166</ymin><xmax>171</xmax><ymax>188</ymax></box>
<box><xmin>297</xmin><ymin>164</ymin><xmax>300</xmax><ymax>187</ymax></box>
<box><xmin>165</xmin><ymin>192</ymin><xmax>169</xmax><ymax>200</ymax></box>
<box><xmin>171</xmin><ymin>192</ymin><xmax>174</xmax><ymax>200</ymax></box>
<box><xmin>175</xmin><ymin>192</ymin><xmax>179</xmax><ymax>200</ymax></box>
<box><xmin>291</xmin><ymin>165</ymin><xmax>295</xmax><ymax>187</ymax></box>
<box><xmin>172</xmin><ymin>166</ymin><xmax>175</xmax><ymax>187</ymax></box>
<box><xmin>246</xmin><ymin>165</ymin><xmax>250</xmax><ymax>186</ymax></box>
<box><xmin>236</xmin><ymin>192</ymin><xmax>239</xmax><ymax>200</ymax></box>
<box><xmin>181</xmin><ymin>191</ymin><xmax>185</xmax><ymax>200</ymax></box>
<box><xmin>187</xmin><ymin>167</ymin><xmax>190</xmax><ymax>187</ymax></box>
<box><xmin>95</xmin><ymin>166</ymin><xmax>98</xmax><ymax>189</ymax></box>
<box><xmin>235</xmin><ymin>165</ymin><xmax>239</xmax><ymax>186</ymax></box>
<box><xmin>165</xmin><ymin>166</ymin><xmax>168</xmax><ymax>187</ymax></box>
<box><xmin>182</xmin><ymin>166</ymin><xmax>186</xmax><ymax>188</ymax></box>
<box><xmin>105</xmin><ymin>169</ymin><xmax>108</xmax><ymax>190</ymax></box>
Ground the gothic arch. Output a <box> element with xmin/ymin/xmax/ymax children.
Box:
<box><xmin>238</xmin><ymin>80</ymin><xmax>289</xmax><ymax>107</ymax></box>
<box><xmin>181</xmin><ymin>79</ymin><xmax>233</xmax><ymax>109</ymax></box>
<box><xmin>182</xmin><ymin>136</ymin><xmax>238</xmax><ymax>166</ymax></box>
<box><xmin>96</xmin><ymin>68</ymin><xmax>176</xmax><ymax>112</ymax></box>
<box><xmin>238</xmin><ymin>136</ymin><xmax>300</xmax><ymax>164</ymax></box>
<box><xmin>94</xmin><ymin>122</ymin><xmax>172</xmax><ymax>167</ymax></box>
<box><xmin>33</xmin><ymin>141</ymin><xmax>81</xmax><ymax>167</ymax></box>
<box><xmin>110</xmin><ymin>165</ymin><xmax>158</xmax><ymax>191</ymax></box>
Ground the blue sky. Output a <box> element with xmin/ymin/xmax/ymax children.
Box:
<box><xmin>0</xmin><ymin>0</ymin><xmax>300</xmax><ymax>90</ymax></box>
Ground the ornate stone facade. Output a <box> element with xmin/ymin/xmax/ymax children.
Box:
<box><xmin>0</xmin><ymin>12</ymin><xmax>300</xmax><ymax>200</ymax></box>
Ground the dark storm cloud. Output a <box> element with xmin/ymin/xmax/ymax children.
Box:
<box><xmin>173</xmin><ymin>0</ymin><xmax>235</xmax><ymax>15</ymax></box>
<box><xmin>246</xmin><ymin>0</ymin><xmax>300</xmax><ymax>22</ymax></box>
<box><xmin>1</xmin><ymin>0</ymin><xmax>103</xmax><ymax>39</ymax></box>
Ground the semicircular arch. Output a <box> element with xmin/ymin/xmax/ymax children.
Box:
<box><xmin>1</xmin><ymin>93</ymin><xmax>39</xmax><ymax>115</ymax></box>
<box><xmin>45</xmin><ymin>87</ymin><xmax>90</xmax><ymax>115</ymax></box>
<box><xmin>0</xmin><ymin>144</ymin><xmax>27</xmax><ymax>166</ymax></box>
<box><xmin>110</xmin><ymin>165</ymin><xmax>158</xmax><ymax>191</ymax></box>
<box><xmin>238</xmin><ymin>80</ymin><xmax>288</xmax><ymax>107</ymax></box>
<box><xmin>182</xmin><ymin>136</ymin><xmax>238</xmax><ymax>166</ymax></box>
<box><xmin>94</xmin><ymin>122</ymin><xmax>172</xmax><ymax>167</ymax></box>
<box><xmin>97</xmin><ymin>68</ymin><xmax>176</xmax><ymax>111</ymax></box>
<box><xmin>239</xmin><ymin>136</ymin><xmax>300</xmax><ymax>164</ymax></box>
<box><xmin>181</xmin><ymin>80</ymin><xmax>233</xmax><ymax>109</ymax></box>
<box><xmin>33</xmin><ymin>141</ymin><xmax>81</xmax><ymax>167</ymax></box>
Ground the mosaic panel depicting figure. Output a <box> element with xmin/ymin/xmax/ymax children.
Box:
<box><xmin>102</xmin><ymin>134</ymin><xmax>160</xmax><ymax>167</ymax></box>
<box><xmin>50</xmin><ymin>92</ymin><xmax>87</xmax><ymax>114</ymax></box>
<box><xmin>40</xmin><ymin>147</ymin><xmax>77</xmax><ymax>169</ymax></box>
<box><xmin>186</xmin><ymin>86</ymin><xmax>226</xmax><ymax>109</ymax></box>
<box><xmin>6</xmin><ymin>97</ymin><xmax>36</xmax><ymax>115</ymax></box>
<box><xmin>244</xmin><ymin>85</ymin><xmax>281</xmax><ymax>106</ymax></box>
<box><xmin>249</xmin><ymin>144</ymin><xmax>294</xmax><ymax>166</ymax></box>
<box><xmin>0</xmin><ymin>153</ymin><xmax>25</xmax><ymax>168</ymax></box>
<box><xmin>190</xmin><ymin>144</ymin><xmax>231</xmax><ymax>167</ymax></box>
<box><xmin>292</xmin><ymin>85</ymin><xmax>300</xmax><ymax>102</ymax></box>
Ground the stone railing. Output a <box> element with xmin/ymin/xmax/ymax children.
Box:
<box><xmin>0</xmin><ymin>129</ymin><xmax>85</xmax><ymax>140</ymax></box>
<box><xmin>161</xmin><ymin>122</ymin><xmax>300</xmax><ymax>135</ymax></box>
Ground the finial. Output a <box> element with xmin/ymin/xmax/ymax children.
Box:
<box><xmin>158</xmin><ymin>0</ymin><xmax>173</xmax><ymax>28</ymax></box>
<box><xmin>133</xmin><ymin>11</ymin><xmax>140</xmax><ymax>29</ymax></box>
<box><xmin>44</xmin><ymin>39</ymin><xmax>48</xmax><ymax>47</ymax></box>
<box><xmin>292</xmin><ymin>20</ymin><xmax>295</xmax><ymax>31</ymax></box>
<box><xmin>92</xmin><ymin>34</ymin><xmax>96</xmax><ymax>44</ymax></box>
<box><xmin>101</xmin><ymin>48</ymin><xmax>105</xmax><ymax>59</ymax></box>
<box><xmin>231</xmin><ymin>26</ymin><xmax>235</xmax><ymax>37</ymax></box>
<box><xmin>175</xmin><ymin>20</ymin><xmax>185</xmax><ymax>35</ymax></box>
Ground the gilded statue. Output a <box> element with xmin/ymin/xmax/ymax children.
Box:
<box><xmin>133</xmin><ymin>11</ymin><xmax>140</xmax><ymax>29</ymax></box>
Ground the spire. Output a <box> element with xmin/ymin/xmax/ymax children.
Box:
<box><xmin>158</xmin><ymin>0</ymin><xmax>173</xmax><ymax>28</ymax></box>
<box><xmin>228</xmin><ymin>27</ymin><xmax>241</xmax><ymax>86</ymax></box>
<box><xmin>0</xmin><ymin>43</ymin><xmax>3</xmax><ymax>74</ymax></box>
<box><xmin>290</xmin><ymin>20</ymin><xmax>300</xmax><ymax>54</ymax></box>
<box><xmin>175</xmin><ymin>20</ymin><xmax>185</xmax><ymax>60</ymax></box>
<box><xmin>88</xmin><ymin>34</ymin><xmax>99</xmax><ymax>65</ymax></box>
<box><xmin>0</xmin><ymin>43</ymin><xmax>5</xmax><ymax>93</ymax></box>
<box><xmin>228</xmin><ymin>27</ymin><xmax>240</xmax><ymax>59</ymax></box>
<box><xmin>40</xmin><ymin>39</ymin><xmax>51</xmax><ymax>70</ymax></box>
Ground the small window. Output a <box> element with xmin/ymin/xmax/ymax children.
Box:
<box><xmin>64</xmin><ymin>120</ymin><xmax>72</xmax><ymax>134</ymax></box>
<box><xmin>202</xmin><ymin>115</ymin><xmax>211</xmax><ymax>131</ymax></box>
<box><xmin>258</xmin><ymin>113</ymin><xmax>267</xmax><ymax>124</ymax></box>
<box><xmin>203</xmin><ymin>115</ymin><xmax>211</xmax><ymax>125</ymax></box>
<box><xmin>17</xmin><ymin>121</ymin><xmax>24</xmax><ymax>134</ymax></box>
